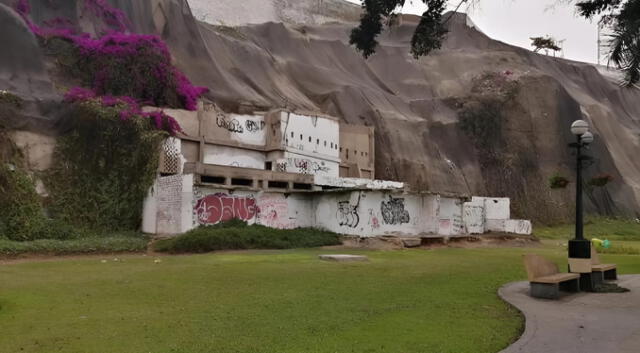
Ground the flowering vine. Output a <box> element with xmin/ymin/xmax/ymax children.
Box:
<box><xmin>14</xmin><ymin>0</ymin><xmax>207</xmax><ymax>118</ymax></box>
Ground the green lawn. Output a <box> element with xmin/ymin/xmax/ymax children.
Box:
<box><xmin>1</xmin><ymin>245</ymin><xmax>639</xmax><ymax>353</ymax></box>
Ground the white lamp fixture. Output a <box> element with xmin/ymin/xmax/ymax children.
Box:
<box><xmin>581</xmin><ymin>131</ymin><xmax>594</xmax><ymax>145</ymax></box>
<box><xmin>571</xmin><ymin>120</ymin><xmax>589</xmax><ymax>136</ymax></box>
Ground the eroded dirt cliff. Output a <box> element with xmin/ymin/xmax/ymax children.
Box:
<box><xmin>1</xmin><ymin>0</ymin><xmax>639</xmax><ymax>223</ymax></box>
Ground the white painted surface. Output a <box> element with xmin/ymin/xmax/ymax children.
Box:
<box><xmin>226</xmin><ymin>114</ymin><xmax>267</xmax><ymax>146</ymax></box>
<box><xmin>486</xmin><ymin>219</ymin><xmax>507</xmax><ymax>233</ymax></box>
<box><xmin>313</xmin><ymin>191</ymin><xmax>424</xmax><ymax>237</ymax></box>
<box><xmin>438</xmin><ymin>197</ymin><xmax>464</xmax><ymax>236</ymax></box>
<box><xmin>463</xmin><ymin>201</ymin><xmax>485</xmax><ymax>234</ymax></box>
<box><xmin>473</xmin><ymin>197</ymin><xmax>510</xmax><ymax>220</ymax></box>
<box><xmin>203</xmin><ymin>145</ymin><xmax>266</xmax><ymax>169</ymax></box>
<box><xmin>278</xmin><ymin>151</ymin><xmax>339</xmax><ymax>177</ymax></box>
<box><xmin>314</xmin><ymin>175</ymin><xmax>404</xmax><ymax>190</ymax></box>
<box><xmin>281</xmin><ymin>112</ymin><xmax>340</xmax><ymax>160</ymax></box>
<box><xmin>141</xmin><ymin>180</ymin><xmax>158</xmax><ymax>234</ymax></box>
<box><xmin>143</xmin><ymin>174</ymin><xmax>532</xmax><ymax>238</ymax></box>
<box><xmin>505</xmin><ymin>219</ymin><xmax>533</xmax><ymax>235</ymax></box>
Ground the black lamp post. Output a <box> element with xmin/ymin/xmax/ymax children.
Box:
<box><xmin>568</xmin><ymin>120</ymin><xmax>595</xmax><ymax>290</ymax></box>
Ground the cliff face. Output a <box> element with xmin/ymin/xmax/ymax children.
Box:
<box><xmin>2</xmin><ymin>0</ymin><xmax>640</xmax><ymax>222</ymax></box>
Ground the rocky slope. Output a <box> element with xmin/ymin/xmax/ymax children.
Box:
<box><xmin>1</xmin><ymin>0</ymin><xmax>639</xmax><ymax>223</ymax></box>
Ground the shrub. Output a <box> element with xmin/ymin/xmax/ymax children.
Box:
<box><xmin>15</xmin><ymin>0</ymin><xmax>207</xmax><ymax>111</ymax></box>
<box><xmin>0</xmin><ymin>90</ymin><xmax>23</xmax><ymax>108</ymax></box>
<box><xmin>588</xmin><ymin>173</ymin><xmax>614</xmax><ymax>187</ymax></box>
<box><xmin>549</xmin><ymin>173</ymin><xmax>570</xmax><ymax>189</ymax></box>
<box><xmin>0</xmin><ymin>235</ymin><xmax>148</xmax><ymax>256</ymax></box>
<box><xmin>46</xmin><ymin>99</ymin><xmax>166</xmax><ymax>231</ymax></box>
<box><xmin>0</xmin><ymin>165</ymin><xmax>46</xmax><ymax>241</ymax></box>
<box><xmin>154</xmin><ymin>222</ymin><xmax>342</xmax><ymax>253</ymax></box>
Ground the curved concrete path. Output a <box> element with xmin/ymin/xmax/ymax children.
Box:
<box><xmin>499</xmin><ymin>275</ymin><xmax>640</xmax><ymax>353</ymax></box>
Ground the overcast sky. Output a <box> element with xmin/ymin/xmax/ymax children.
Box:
<box><xmin>344</xmin><ymin>0</ymin><xmax>601</xmax><ymax>64</ymax></box>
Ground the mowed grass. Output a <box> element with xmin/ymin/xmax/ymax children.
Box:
<box><xmin>1</xmin><ymin>245</ymin><xmax>639</xmax><ymax>353</ymax></box>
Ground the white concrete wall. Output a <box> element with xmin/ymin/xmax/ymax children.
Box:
<box><xmin>472</xmin><ymin>197</ymin><xmax>510</xmax><ymax>220</ymax></box>
<box><xmin>143</xmin><ymin>174</ymin><xmax>194</xmax><ymax>235</ymax></box>
<box><xmin>203</xmin><ymin>145</ymin><xmax>266</xmax><ymax>169</ymax></box>
<box><xmin>277</xmin><ymin>151</ymin><xmax>339</xmax><ymax>177</ymax></box>
<box><xmin>313</xmin><ymin>191</ymin><xmax>426</xmax><ymax>237</ymax></box>
<box><xmin>190</xmin><ymin>188</ymin><xmax>315</xmax><ymax>230</ymax></box>
<box><xmin>463</xmin><ymin>201</ymin><xmax>485</xmax><ymax>234</ymax></box>
<box><xmin>438</xmin><ymin>197</ymin><xmax>464</xmax><ymax>236</ymax></box>
<box><xmin>224</xmin><ymin>114</ymin><xmax>267</xmax><ymax>146</ymax></box>
<box><xmin>281</xmin><ymin>112</ymin><xmax>340</xmax><ymax>160</ymax></box>
<box><xmin>143</xmin><ymin>174</ymin><xmax>532</xmax><ymax>237</ymax></box>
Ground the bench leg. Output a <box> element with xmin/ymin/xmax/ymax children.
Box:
<box><xmin>592</xmin><ymin>271</ymin><xmax>604</xmax><ymax>286</ymax></box>
<box><xmin>559</xmin><ymin>278</ymin><xmax>581</xmax><ymax>293</ymax></box>
<box><xmin>604</xmin><ymin>268</ymin><xmax>618</xmax><ymax>281</ymax></box>
<box><xmin>530</xmin><ymin>282</ymin><xmax>559</xmax><ymax>299</ymax></box>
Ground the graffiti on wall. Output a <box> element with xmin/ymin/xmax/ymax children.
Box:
<box><xmin>195</xmin><ymin>193</ymin><xmax>257</xmax><ymax>225</ymax></box>
<box><xmin>245</xmin><ymin>120</ymin><xmax>265</xmax><ymax>133</ymax></box>
<box><xmin>463</xmin><ymin>204</ymin><xmax>485</xmax><ymax>234</ymax></box>
<box><xmin>276</xmin><ymin>161</ymin><xmax>287</xmax><ymax>172</ymax></box>
<box><xmin>380</xmin><ymin>195</ymin><xmax>410</xmax><ymax>225</ymax></box>
<box><xmin>290</xmin><ymin>158</ymin><xmax>330</xmax><ymax>175</ymax></box>
<box><xmin>216</xmin><ymin>114</ymin><xmax>243</xmax><ymax>133</ymax></box>
<box><xmin>257</xmin><ymin>196</ymin><xmax>296</xmax><ymax>229</ymax></box>
<box><xmin>367</xmin><ymin>208</ymin><xmax>380</xmax><ymax>231</ymax></box>
<box><xmin>337</xmin><ymin>201</ymin><xmax>359</xmax><ymax>228</ymax></box>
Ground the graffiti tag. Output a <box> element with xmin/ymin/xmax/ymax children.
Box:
<box><xmin>291</xmin><ymin>158</ymin><xmax>330</xmax><ymax>175</ymax></box>
<box><xmin>245</xmin><ymin>120</ymin><xmax>265</xmax><ymax>133</ymax></box>
<box><xmin>216</xmin><ymin>114</ymin><xmax>244</xmax><ymax>133</ymax></box>
<box><xmin>195</xmin><ymin>193</ymin><xmax>257</xmax><ymax>225</ymax></box>
<box><xmin>380</xmin><ymin>195</ymin><xmax>410</xmax><ymax>225</ymax></box>
<box><xmin>337</xmin><ymin>201</ymin><xmax>359</xmax><ymax>228</ymax></box>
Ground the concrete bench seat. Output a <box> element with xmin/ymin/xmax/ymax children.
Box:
<box><xmin>533</xmin><ymin>273</ymin><xmax>581</xmax><ymax>284</ymax></box>
<box><xmin>523</xmin><ymin>254</ymin><xmax>581</xmax><ymax>299</ymax></box>
<box><xmin>591</xmin><ymin>248</ymin><xmax>617</xmax><ymax>283</ymax></box>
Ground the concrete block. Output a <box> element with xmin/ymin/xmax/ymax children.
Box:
<box><xmin>319</xmin><ymin>254</ymin><xmax>369</xmax><ymax>262</ymax></box>
<box><xmin>486</xmin><ymin>219</ymin><xmax>506</xmax><ymax>232</ymax></box>
<box><xmin>400</xmin><ymin>238</ymin><xmax>422</xmax><ymax>248</ymax></box>
<box><xmin>505</xmin><ymin>219</ymin><xmax>532</xmax><ymax>235</ymax></box>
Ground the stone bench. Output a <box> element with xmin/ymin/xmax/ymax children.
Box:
<box><xmin>591</xmin><ymin>247</ymin><xmax>617</xmax><ymax>284</ymax></box>
<box><xmin>523</xmin><ymin>254</ymin><xmax>581</xmax><ymax>299</ymax></box>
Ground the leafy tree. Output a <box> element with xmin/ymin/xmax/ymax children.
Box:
<box><xmin>349</xmin><ymin>0</ymin><xmax>449</xmax><ymax>58</ymax></box>
<box><xmin>350</xmin><ymin>0</ymin><xmax>640</xmax><ymax>86</ymax></box>
<box><xmin>530</xmin><ymin>36</ymin><xmax>561</xmax><ymax>54</ymax></box>
<box><xmin>577</xmin><ymin>0</ymin><xmax>640</xmax><ymax>87</ymax></box>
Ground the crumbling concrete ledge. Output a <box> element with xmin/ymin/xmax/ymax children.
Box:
<box><xmin>498</xmin><ymin>275</ymin><xmax>640</xmax><ymax>353</ymax></box>
<box><xmin>318</xmin><ymin>254</ymin><xmax>369</xmax><ymax>262</ymax></box>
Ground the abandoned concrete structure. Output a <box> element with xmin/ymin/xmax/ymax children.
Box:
<box><xmin>142</xmin><ymin>103</ymin><xmax>532</xmax><ymax>238</ymax></box>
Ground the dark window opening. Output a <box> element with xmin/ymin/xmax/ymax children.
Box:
<box><xmin>201</xmin><ymin>175</ymin><xmax>226</xmax><ymax>184</ymax></box>
<box><xmin>309</xmin><ymin>136</ymin><xmax>312</xmax><ymax>142</ymax></box>
<box><xmin>293</xmin><ymin>183</ymin><xmax>312</xmax><ymax>190</ymax></box>
<box><xmin>291</xmin><ymin>131</ymin><xmax>294</xmax><ymax>138</ymax></box>
<box><xmin>300</xmin><ymin>134</ymin><xmax>303</xmax><ymax>140</ymax></box>
<box><xmin>265</xmin><ymin>161</ymin><xmax>273</xmax><ymax>170</ymax></box>
<box><xmin>324</xmin><ymin>141</ymin><xmax>327</xmax><ymax>147</ymax></box>
<box><xmin>268</xmin><ymin>181</ymin><xmax>288</xmax><ymax>189</ymax></box>
<box><xmin>231</xmin><ymin>178</ymin><xmax>253</xmax><ymax>186</ymax></box>
<box><xmin>317</xmin><ymin>139</ymin><xmax>320</xmax><ymax>144</ymax></box>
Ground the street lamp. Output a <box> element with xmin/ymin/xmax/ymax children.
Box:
<box><xmin>569</xmin><ymin>120</ymin><xmax>595</xmax><ymax>290</ymax></box>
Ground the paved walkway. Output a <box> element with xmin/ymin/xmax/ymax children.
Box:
<box><xmin>499</xmin><ymin>275</ymin><xmax>640</xmax><ymax>353</ymax></box>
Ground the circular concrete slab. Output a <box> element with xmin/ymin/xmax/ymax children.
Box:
<box><xmin>499</xmin><ymin>275</ymin><xmax>640</xmax><ymax>353</ymax></box>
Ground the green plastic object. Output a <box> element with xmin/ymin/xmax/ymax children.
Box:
<box><xmin>602</xmin><ymin>239</ymin><xmax>611</xmax><ymax>249</ymax></box>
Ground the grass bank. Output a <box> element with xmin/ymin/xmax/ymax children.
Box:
<box><xmin>534</xmin><ymin>216</ymin><xmax>640</xmax><ymax>240</ymax></box>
